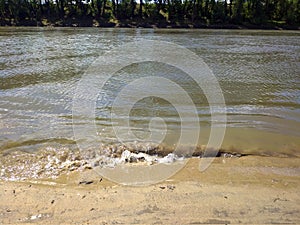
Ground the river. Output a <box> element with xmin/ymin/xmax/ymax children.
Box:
<box><xmin>0</xmin><ymin>27</ymin><xmax>299</xmax><ymax>180</ymax></box>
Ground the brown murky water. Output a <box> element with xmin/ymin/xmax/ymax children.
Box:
<box><xmin>0</xmin><ymin>27</ymin><xmax>299</xmax><ymax>180</ymax></box>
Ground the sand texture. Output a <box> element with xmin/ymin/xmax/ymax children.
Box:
<box><xmin>1</xmin><ymin>156</ymin><xmax>300</xmax><ymax>224</ymax></box>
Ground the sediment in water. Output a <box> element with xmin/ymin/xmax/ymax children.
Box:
<box><xmin>0</xmin><ymin>141</ymin><xmax>293</xmax><ymax>181</ymax></box>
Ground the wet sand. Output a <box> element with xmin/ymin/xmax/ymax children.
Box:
<box><xmin>1</xmin><ymin>156</ymin><xmax>300</xmax><ymax>224</ymax></box>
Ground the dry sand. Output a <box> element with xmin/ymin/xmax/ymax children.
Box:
<box><xmin>1</xmin><ymin>156</ymin><xmax>300</xmax><ymax>224</ymax></box>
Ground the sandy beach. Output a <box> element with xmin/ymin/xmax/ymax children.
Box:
<box><xmin>1</xmin><ymin>156</ymin><xmax>299</xmax><ymax>224</ymax></box>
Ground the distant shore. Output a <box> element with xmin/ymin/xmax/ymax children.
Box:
<box><xmin>1</xmin><ymin>19</ymin><xmax>299</xmax><ymax>30</ymax></box>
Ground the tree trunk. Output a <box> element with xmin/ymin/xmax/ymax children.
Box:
<box><xmin>45</xmin><ymin>0</ymin><xmax>50</xmax><ymax>19</ymax></box>
<box><xmin>167</xmin><ymin>0</ymin><xmax>172</xmax><ymax>21</ymax></box>
<box><xmin>130</xmin><ymin>0</ymin><xmax>135</xmax><ymax>19</ymax></box>
<box><xmin>102</xmin><ymin>0</ymin><xmax>107</xmax><ymax>16</ymax></box>
<box><xmin>229</xmin><ymin>0</ymin><xmax>232</xmax><ymax>17</ymax></box>
<box><xmin>38</xmin><ymin>0</ymin><xmax>43</xmax><ymax>16</ymax></box>
<box><xmin>111</xmin><ymin>0</ymin><xmax>116</xmax><ymax>17</ymax></box>
<box><xmin>224</xmin><ymin>0</ymin><xmax>228</xmax><ymax>19</ymax></box>
<box><xmin>139</xmin><ymin>0</ymin><xmax>143</xmax><ymax>18</ymax></box>
<box><xmin>60</xmin><ymin>0</ymin><xmax>64</xmax><ymax>18</ymax></box>
<box><xmin>192</xmin><ymin>0</ymin><xmax>196</xmax><ymax>22</ymax></box>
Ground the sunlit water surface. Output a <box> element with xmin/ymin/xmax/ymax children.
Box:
<box><xmin>0</xmin><ymin>27</ymin><xmax>299</xmax><ymax>180</ymax></box>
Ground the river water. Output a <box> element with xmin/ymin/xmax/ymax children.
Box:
<box><xmin>0</xmin><ymin>27</ymin><xmax>299</xmax><ymax>180</ymax></box>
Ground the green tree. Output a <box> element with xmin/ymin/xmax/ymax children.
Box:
<box><xmin>0</xmin><ymin>0</ymin><xmax>298</xmax><ymax>26</ymax></box>
<box><xmin>233</xmin><ymin>0</ymin><xmax>244</xmax><ymax>23</ymax></box>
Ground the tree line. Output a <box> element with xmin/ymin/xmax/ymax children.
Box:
<box><xmin>0</xmin><ymin>0</ymin><xmax>299</xmax><ymax>28</ymax></box>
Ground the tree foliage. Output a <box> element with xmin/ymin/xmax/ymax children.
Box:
<box><xmin>0</xmin><ymin>0</ymin><xmax>298</xmax><ymax>27</ymax></box>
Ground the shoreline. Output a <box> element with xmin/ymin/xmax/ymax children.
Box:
<box><xmin>1</xmin><ymin>126</ymin><xmax>300</xmax><ymax>182</ymax></box>
<box><xmin>1</xmin><ymin>156</ymin><xmax>300</xmax><ymax>224</ymax></box>
<box><xmin>1</xmin><ymin>21</ymin><xmax>299</xmax><ymax>30</ymax></box>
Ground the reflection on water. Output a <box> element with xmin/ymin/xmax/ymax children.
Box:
<box><xmin>0</xmin><ymin>27</ymin><xmax>299</xmax><ymax>164</ymax></box>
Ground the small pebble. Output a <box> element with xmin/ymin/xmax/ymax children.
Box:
<box><xmin>167</xmin><ymin>185</ymin><xmax>175</xmax><ymax>190</ymax></box>
<box><xmin>129</xmin><ymin>156</ymin><xmax>137</xmax><ymax>163</ymax></box>
<box><xmin>79</xmin><ymin>180</ymin><xmax>94</xmax><ymax>185</ymax></box>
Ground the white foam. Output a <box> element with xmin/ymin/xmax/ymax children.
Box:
<box><xmin>97</xmin><ymin>150</ymin><xmax>184</xmax><ymax>167</ymax></box>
